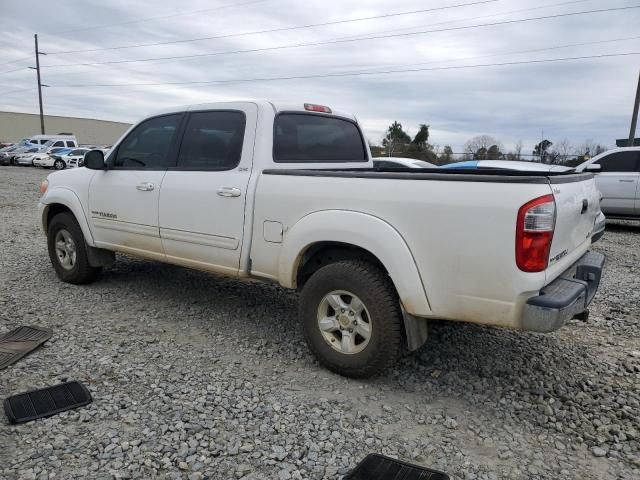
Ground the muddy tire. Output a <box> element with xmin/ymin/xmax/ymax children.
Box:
<box><xmin>299</xmin><ymin>260</ymin><xmax>403</xmax><ymax>378</ymax></box>
<box><xmin>47</xmin><ymin>212</ymin><xmax>101</xmax><ymax>284</ymax></box>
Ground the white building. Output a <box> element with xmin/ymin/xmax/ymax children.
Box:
<box><xmin>0</xmin><ymin>111</ymin><xmax>131</xmax><ymax>146</ymax></box>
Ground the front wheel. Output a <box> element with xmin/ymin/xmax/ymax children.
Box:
<box><xmin>299</xmin><ymin>260</ymin><xmax>403</xmax><ymax>378</ymax></box>
<box><xmin>53</xmin><ymin>159</ymin><xmax>65</xmax><ymax>170</ymax></box>
<box><xmin>47</xmin><ymin>212</ymin><xmax>101</xmax><ymax>284</ymax></box>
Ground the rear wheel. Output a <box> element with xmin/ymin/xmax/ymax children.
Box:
<box><xmin>54</xmin><ymin>159</ymin><xmax>65</xmax><ymax>170</ymax></box>
<box><xmin>299</xmin><ymin>260</ymin><xmax>403</xmax><ymax>378</ymax></box>
<box><xmin>47</xmin><ymin>213</ymin><xmax>101</xmax><ymax>284</ymax></box>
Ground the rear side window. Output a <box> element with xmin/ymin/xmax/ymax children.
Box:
<box><xmin>176</xmin><ymin>111</ymin><xmax>246</xmax><ymax>170</ymax></box>
<box><xmin>595</xmin><ymin>151</ymin><xmax>640</xmax><ymax>172</ymax></box>
<box><xmin>114</xmin><ymin>114</ymin><xmax>181</xmax><ymax>169</ymax></box>
<box><xmin>53</xmin><ymin>141</ymin><xmax>64</xmax><ymax>147</ymax></box>
<box><xmin>66</xmin><ymin>141</ymin><xmax>75</xmax><ymax>147</ymax></box>
<box><xmin>274</xmin><ymin>113</ymin><xmax>366</xmax><ymax>163</ymax></box>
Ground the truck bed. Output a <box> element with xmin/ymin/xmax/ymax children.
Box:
<box><xmin>252</xmin><ymin>167</ymin><xmax>600</xmax><ymax>329</ymax></box>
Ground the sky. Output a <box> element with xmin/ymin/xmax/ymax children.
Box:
<box><xmin>1</xmin><ymin>0</ymin><xmax>639</xmax><ymax>154</ymax></box>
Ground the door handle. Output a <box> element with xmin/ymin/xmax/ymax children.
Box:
<box><xmin>136</xmin><ymin>182</ymin><xmax>154</xmax><ymax>191</ymax></box>
<box><xmin>619</xmin><ymin>179</ymin><xmax>635</xmax><ymax>183</ymax></box>
<box><xmin>217</xmin><ymin>187</ymin><xmax>241</xmax><ymax>197</ymax></box>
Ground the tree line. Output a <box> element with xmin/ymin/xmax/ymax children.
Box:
<box><xmin>370</xmin><ymin>121</ymin><xmax>608</xmax><ymax>166</ymax></box>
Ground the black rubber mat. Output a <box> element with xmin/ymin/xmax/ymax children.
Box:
<box><xmin>0</xmin><ymin>326</ymin><xmax>52</xmax><ymax>370</ymax></box>
<box><xmin>4</xmin><ymin>381</ymin><xmax>92</xmax><ymax>424</ymax></box>
<box><xmin>345</xmin><ymin>454</ymin><xmax>450</xmax><ymax>480</ymax></box>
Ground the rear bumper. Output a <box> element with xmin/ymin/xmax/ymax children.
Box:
<box><xmin>522</xmin><ymin>251</ymin><xmax>605</xmax><ymax>333</ymax></box>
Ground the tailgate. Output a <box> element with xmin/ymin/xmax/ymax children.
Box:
<box><xmin>547</xmin><ymin>174</ymin><xmax>601</xmax><ymax>277</ymax></box>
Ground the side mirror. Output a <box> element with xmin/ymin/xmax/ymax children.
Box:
<box><xmin>585</xmin><ymin>163</ymin><xmax>601</xmax><ymax>172</ymax></box>
<box><xmin>84</xmin><ymin>149</ymin><xmax>106</xmax><ymax>170</ymax></box>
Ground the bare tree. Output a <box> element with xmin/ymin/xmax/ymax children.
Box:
<box><xmin>552</xmin><ymin>138</ymin><xmax>573</xmax><ymax>164</ymax></box>
<box><xmin>464</xmin><ymin>135</ymin><xmax>503</xmax><ymax>159</ymax></box>
<box><xmin>514</xmin><ymin>139</ymin><xmax>523</xmax><ymax>161</ymax></box>
<box><xmin>576</xmin><ymin>139</ymin><xmax>606</xmax><ymax>158</ymax></box>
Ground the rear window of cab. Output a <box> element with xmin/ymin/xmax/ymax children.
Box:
<box><xmin>273</xmin><ymin>113</ymin><xmax>367</xmax><ymax>163</ymax></box>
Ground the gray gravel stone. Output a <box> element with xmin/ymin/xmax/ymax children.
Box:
<box><xmin>0</xmin><ymin>168</ymin><xmax>638</xmax><ymax>480</ymax></box>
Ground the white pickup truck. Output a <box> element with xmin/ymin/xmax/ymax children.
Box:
<box><xmin>38</xmin><ymin>101</ymin><xmax>605</xmax><ymax>378</ymax></box>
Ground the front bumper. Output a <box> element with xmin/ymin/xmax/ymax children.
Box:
<box><xmin>522</xmin><ymin>251</ymin><xmax>605</xmax><ymax>333</ymax></box>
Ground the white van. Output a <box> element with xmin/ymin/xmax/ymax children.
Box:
<box><xmin>28</xmin><ymin>134</ymin><xmax>78</xmax><ymax>149</ymax></box>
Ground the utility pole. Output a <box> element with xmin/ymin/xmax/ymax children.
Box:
<box><xmin>34</xmin><ymin>33</ymin><xmax>45</xmax><ymax>134</ymax></box>
<box><xmin>629</xmin><ymin>69</ymin><xmax>640</xmax><ymax>147</ymax></box>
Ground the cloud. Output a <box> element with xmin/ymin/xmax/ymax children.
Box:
<box><xmin>1</xmin><ymin>0</ymin><xmax>638</xmax><ymax>152</ymax></box>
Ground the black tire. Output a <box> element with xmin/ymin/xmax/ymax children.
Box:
<box><xmin>299</xmin><ymin>260</ymin><xmax>403</xmax><ymax>378</ymax></box>
<box><xmin>47</xmin><ymin>212</ymin><xmax>101</xmax><ymax>284</ymax></box>
<box><xmin>53</xmin><ymin>159</ymin><xmax>65</xmax><ymax>170</ymax></box>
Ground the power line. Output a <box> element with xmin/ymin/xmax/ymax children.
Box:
<box><xmin>0</xmin><ymin>56</ymin><xmax>34</xmax><ymax>68</ymax></box>
<box><xmin>5</xmin><ymin>34</ymin><xmax>634</xmax><ymax>94</ymax></box>
<box><xmin>1</xmin><ymin>87</ymin><xmax>36</xmax><ymax>95</ymax></box>
<box><xmin>47</xmin><ymin>52</ymin><xmax>640</xmax><ymax>89</ymax></box>
<box><xmin>40</xmin><ymin>6</ymin><xmax>640</xmax><ymax>70</ymax></box>
<box><xmin>45</xmin><ymin>0</ymin><xmax>499</xmax><ymax>55</ymax></box>
<box><xmin>333</xmin><ymin>0</ymin><xmax>591</xmax><ymax>42</ymax></box>
<box><xmin>46</xmin><ymin>0</ymin><xmax>270</xmax><ymax>35</ymax></box>
<box><xmin>344</xmin><ymin>35</ymin><xmax>640</xmax><ymax>75</ymax></box>
<box><xmin>0</xmin><ymin>66</ymin><xmax>31</xmax><ymax>76</ymax></box>
<box><xmin>0</xmin><ymin>1</ymin><xmax>271</xmax><ymax>72</ymax></box>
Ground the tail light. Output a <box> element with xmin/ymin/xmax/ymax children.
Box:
<box><xmin>516</xmin><ymin>194</ymin><xmax>556</xmax><ymax>272</ymax></box>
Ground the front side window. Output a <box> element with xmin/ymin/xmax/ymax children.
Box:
<box><xmin>595</xmin><ymin>151</ymin><xmax>639</xmax><ymax>172</ymax></box>
<box><xmin>176</xmin><ymin>111</ymin><xmax>246</xmax><ymax>170</ymax></box>
<box><xmin>274</xmin><ymin>113</ymin><xmax>366</xmax><ymax>163</ymax></box>
<box><xmin>113</xmin><ymin>114</ymin><xmax>181</xmax><ymax>169</ymax></box>
<box><xmin>53</xmin><ymin>141</ymin><xmax>64</xmax><ymax>147</ymax></box>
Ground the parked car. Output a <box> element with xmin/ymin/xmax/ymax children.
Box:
<box><xmin>65</xmin><ymin>148</ymin><xmax>91</xmax><ymax>168</ymax></box>
<box><xmin>48</xmin><ymin>148</ymin><xmax>88</xmax><ymax>170</ymax></box>
<box><xmin>442</xmin><ymin>160</ymin><xmax>572</xmax><ymax>171</ymax></box>
<box><xmin>0</xmin><ymin>145</ymin><xmax>20</xmax><ymax>165</ymax></box>
<box><xmin>33</xmin><ymin>147</ymin><xmax>73</xmax><ymax>168</ymax></box>
<box><xmin>1</xmin><ymin>141</ymin><xmax>39</xmax><ymax>164</ymax></box>
<box><xmin>13</xmin><ymin>147</ymin><xmax>41</xmax><ymax>166</ymax></box>
<box><xmin>27</xmin><ymin>134</ymin><xmax>78</xmax><ymax>149</ymax></box>
<box><xmin>38</xmin><ymin>100</ymin><xmax>605</xmax><ymax>378</ymax></box>
<box><xmin>574</xmin><ymin>147</ymin><xmax>640</xmax><ymax>219</ymax></box>
<box><xmin>0</xmin><ymin>142</ymin><xmax>14</xmax><ymax>149</ymax></box>
<box><xmin>373</xmin><ymin>157</ymin><xmax>437</xmax><ymax>168</ymax></box>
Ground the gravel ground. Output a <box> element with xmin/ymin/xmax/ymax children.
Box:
<box><xmin>1</xmin><ymin>166</ymin><xmax>639</xmax><ymax>480</ymax></box>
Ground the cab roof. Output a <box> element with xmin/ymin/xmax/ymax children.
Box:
<box><xmin>147</xmin><ymin>100</ymin><xmax>358</xmax><ymax>123</ymax></box>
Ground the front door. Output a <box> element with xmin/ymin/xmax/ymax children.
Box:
<box><xmin>159</xmin><ymin>104</ymin><xmax>257</xmax><ymax>276</ymax></box>
<box><xmin>592</xmin><ymin>150</ymin><xmax>640</xmax><ymax>217</ymax></box>
<box><xmin>88</xmin><ymin>113</ymin><xmax>183</xmax><ymax>260</ymax></box>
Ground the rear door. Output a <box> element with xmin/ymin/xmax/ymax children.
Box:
<box><xmin>591</xmin><ymin>151</ymin><xmax>640</xmax><ymax>216</ymax></box>
<box><xmin>158</xmin><ymin>104</ymin><xmax>257</xmax><ymax>276</ymax></box>
<box><xmin>88</xmin><ymin>113</ymin><xmax>183</xmax><ymax>259</ymax></box>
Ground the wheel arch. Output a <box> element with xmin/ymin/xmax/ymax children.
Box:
<box><xmin>279</xmin><ymin>210</ymin><xmax>431</xmax><ymax>316</ymax></box>
<box><xmin>41</xmin><ymin>188</ymin><xmax>95</xmax><ymax>247</ymax></box>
